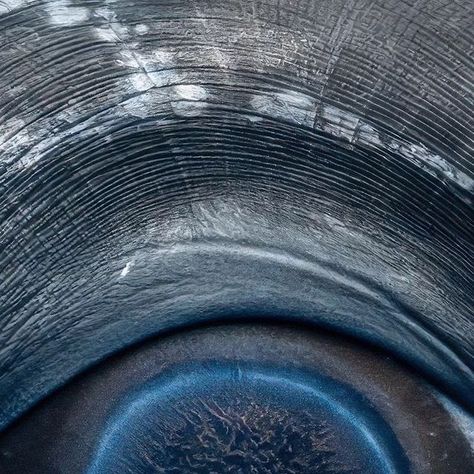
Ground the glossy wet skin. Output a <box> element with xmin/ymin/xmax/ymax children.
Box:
<box><xmin>0</xmin><ymin>0</ymin><xmax>473</xmax><ymax>472</ymax></box>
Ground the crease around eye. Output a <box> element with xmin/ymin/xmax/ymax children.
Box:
<box><xmin>0</xmin><ymin>0</ymin><xmax>473</xmax><ymax>472</ymax></box>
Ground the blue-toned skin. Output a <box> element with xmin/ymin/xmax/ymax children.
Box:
<box><xmin>0</xmin><ymin>0</ymin><xmax>472</xmax><ymax>472</ymax></box>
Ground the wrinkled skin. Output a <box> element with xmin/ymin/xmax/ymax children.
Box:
<box><xmin>0</xmin><ymin>0</ymin><xmax>472</xmax><ymax>472</ymax></box>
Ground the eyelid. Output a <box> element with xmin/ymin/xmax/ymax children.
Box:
<box><xmin>0</xmin><ymin>227</ymin><xmax>472</xmax><ymax>429</ymax></box>
<box><xmin>0</xmin><ymin>0</ymin><xmax>472</xmax><ymax>446</ymax></box>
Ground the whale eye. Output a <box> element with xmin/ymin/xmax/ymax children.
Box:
<box><xmin>0</xmin><ymin>323</ymin><xmax>473</xmax><ymax>473</ymax></box>
<box><xmin>0</xmin><ymin>0</ymin><xmax>472</xmax><ymax>472</ymax></box>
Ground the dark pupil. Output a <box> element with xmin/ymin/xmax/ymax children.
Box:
<box><xmin>110</xmin><ymin>397</ymin><xmax>348</xmax><ymax>473</ymax></box>
<box><xmin>89</xmin><ymin>365</ymin><xmax>404</xmax><ymax>474</ymax></box>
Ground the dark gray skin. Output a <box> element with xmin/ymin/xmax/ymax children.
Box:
<box><xmin>0</xmin><ymin>0</ymin><xmax>472</xmax><ymax>471</ymax></box>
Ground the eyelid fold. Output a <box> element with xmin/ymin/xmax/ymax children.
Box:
<box><xmin>0</xmin><ymin>0</ymin><xmax>472</xmax><ymax>452</ymax></box>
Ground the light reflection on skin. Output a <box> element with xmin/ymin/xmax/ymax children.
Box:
<box><xmin>0</xmin><ymin>0</ymin><xmax>473</xmax><ymax>471</ymax></box>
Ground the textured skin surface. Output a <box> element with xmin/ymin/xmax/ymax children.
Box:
<box><xmin>0</xmin><ymin>0</ymin><xmax>472</xmax><ymax>438</ymax></box>
<box><xmin>96</xmin><ymin>392</ymin><xmax>360</xmax><ymax>473</ymax></box>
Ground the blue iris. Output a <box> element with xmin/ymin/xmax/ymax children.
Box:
<box><xmin>89</xmin><ymin>362</ymin><xmax>410</xmax><ymax>473</ymax></box>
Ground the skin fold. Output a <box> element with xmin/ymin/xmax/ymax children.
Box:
<box><xmin>0</xmin><ymin>0</ymin><xmax>472</xmax><ymax>472</ymax></box>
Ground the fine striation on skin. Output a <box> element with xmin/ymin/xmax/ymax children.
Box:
<box><xmin>0</xmin><ymin>0</ymin><xmax>472</xmax><ymax>430</ymax></box>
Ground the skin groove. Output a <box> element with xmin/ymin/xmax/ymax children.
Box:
<box><xmin>0</xmin><ymin>0</ymin><xmax>472</xmax><ymax>445</ymax></box>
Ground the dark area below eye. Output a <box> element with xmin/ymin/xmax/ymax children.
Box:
<box><xmin>0</xmin><ymin>322</ymin><xmax>472</xmax><ymax>473</ymax></box>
